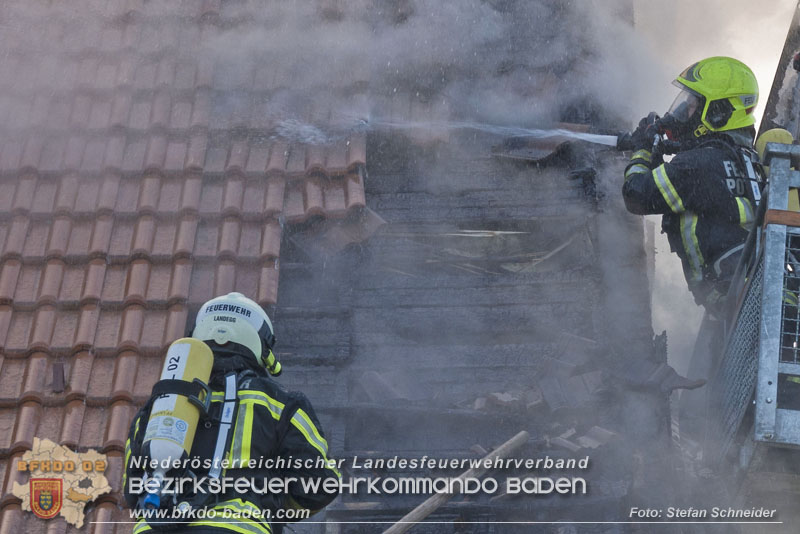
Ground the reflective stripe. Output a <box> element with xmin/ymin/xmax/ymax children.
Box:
<box><xmin>625</xmin><ymin>164</ymin><xmax>650</xmax><ymax>179</ymax></box>
<box><xmin>133</xmin><ymin>520</ymin><xmax>151</xmax><ymax>534</ymax></box>
<box><xmin>680</xmin><ymin>213</ymin><xmax>704</xmax><ymax>282</ymax></box>
<box><xmin>291</xmin><ymin>409</ymin><xmax>341</xmax><ymax>478</ymax></box>
<box><xmin>736</xmin><ymin>197</ymin><xmax>754</xmax><ymax>228</ymax></box>
<box><xmin>783</xmin><ymin>289</ymin><xmax>798</xmax><ymax>306</ymax></box>
<box><xmin>230</xmin><ymin>402</ymin><xmax>251</xmax><ymax>463</ymax></box>
<box><xmin>653</xmin><ymin>165</ymin><xmax>685</xmax><ymax>213</ymax></box>
<box><xmin>632</xmin><ymin>149</ymin><xmax>652</xmax><ymax>163</ymax></box>
<box><xmin>212</xmin><ymin>390</ymin><xmax>284</xmax><ymax>420</ymax></box>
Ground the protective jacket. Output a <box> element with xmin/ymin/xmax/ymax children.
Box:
<box><xmin>124</xmin><ymin>352</ymin><xmax>341</xmax><ymax>534</ymax></box>
<box><xmin>622</xmin><ymin>131</ymin><xmax>761</xmax><ymax>309</ymax></box>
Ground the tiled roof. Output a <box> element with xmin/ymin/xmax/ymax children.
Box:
<box><xmin>0</xmin><ymin>1</ymin><xmax>371</xmax><ymax>531</ymax></box>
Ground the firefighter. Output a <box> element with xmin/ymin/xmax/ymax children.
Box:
<box><xmin>124</xmin><ymin>292</ymin><xmax>341</xmax><ymax>534</ymax></box>
<box><xmin>619</xmin><ymin>56</ymin><xmax>762</xmax><ymax>316</ymax></box>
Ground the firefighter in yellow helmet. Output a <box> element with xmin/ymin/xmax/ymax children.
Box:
<box><xmin>124</xmin><ymin>292</ymin><xmax>340</xmax><ymax>534</ymax></box>
<box><xmin>620</xmin><ymin>56</ymin><xmax>763</xmax><ymax>314</ymax></box>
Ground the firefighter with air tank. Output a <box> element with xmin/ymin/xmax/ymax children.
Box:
<box><xmin>124</xmin><ymin>292</ymin><xmax>340</xmax><ymax>533</ymax></box>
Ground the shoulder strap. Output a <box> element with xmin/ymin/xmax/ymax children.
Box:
<box><xmin>208</xmin><ymin>372</ymin><xmax>238</xmax><ymax>479</ymax></box>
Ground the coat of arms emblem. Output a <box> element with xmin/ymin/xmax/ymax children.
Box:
<box><xmin>30</xmin><ymin>479</ymin><xmax>62</xmax><ymax>520</ymax></box>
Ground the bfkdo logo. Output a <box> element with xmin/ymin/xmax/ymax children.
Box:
<box><xmin>30</xmin><ymin>479</ymin><xmax>62</xmax><ymax>520</ymax></box>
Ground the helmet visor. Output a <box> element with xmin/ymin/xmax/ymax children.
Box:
<box><xmin>667</xmin><ymin>86</ymin><xmax>703</xmax><ymax>123</ymax></box>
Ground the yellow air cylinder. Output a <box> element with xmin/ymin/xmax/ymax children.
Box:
<box><xmin>141</xmin><ymin>338</ymin><xmax>213</xmax><ymax>508</ymax></box>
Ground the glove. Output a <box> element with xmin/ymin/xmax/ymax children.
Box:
<box><xmin>617</xmin><ymin>112</ymin><xmax>661</xmax><ymax>151</ymax></box>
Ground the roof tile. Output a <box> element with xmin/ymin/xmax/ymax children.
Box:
<box><xmin>188</xmin><ymin>263</ymin><xmax>213</xmax><ymax>304</ymax></box>
<box><xmin>111</xmin><ymin>351</ymin><xmax>138</xmax><ymax>403</ymax></box>
<box><xmin>119</xmin><ymin>305</ymin><xmax>145</xmax><ymax>351</ymax></box>
<box><xmin>108</xmin><ymin>221</ymin><xmax>134</xmax><ymax>261</ymax></box>
<box><xmin>47</xmin><ymin>216</ymin><xmax>72</xmax><ymax>258</ymax></box>
<box><xmin>194</xmin><ymin>221</ymin><xmax>218</xmax><ymax>258</ymax></box>
<box><xmin>4</xmin><ymin>216</ymin><xmax>30</xmax><ymax>259</ymax></box>
<box><xmin>0</xmin><ymin>306</ymin><xmax>12</xmax><ymax>351</ymax></box>
<box><xmin>168</xmin><ymin>260</ymin><xmax>192</xmax><ymax>303</ymax></box>
<box><xmin>219</xmin><ymin>218</ymin><xmax>241</xmax><ymax>259</ymax></box>
<box><xmin>131</xmin><ymin>215</ymin><xmax>156</xmax><ymax>255</ymax></box>
<box><xmin>0</xmin><ymin>466</ymin><xmax>25</xmax><ymax>509</ymax></box>
<box><xmin>241</xmin><ymin>179</ymin><xmax>266</xmax><ymax>215</ymax></box>
<box><xmin>93</xmin><ymin>310</ymin><xmax>121</xmax><ymax>353</ymax></box>
<box><xmin>20</xmin><ymin>138</ymin><xmax>43</xmax><ymax>171</ymax></box>
<box><xmin>165</xmin><ymin>141</ymin><xmax>187</xmax><ymax>172</ymax></box>
<box><xmin>89</xmin><ymin>98</ymin><xmax>113</xmax><ymax>130</ymax></box>
<box><xmin>81</xmin><ymin>260</ymin><xmax>107</xmax><ymax>304</ymax></box>
<box><xmin>264</xmin><ymin>176</ymin><xmax>286</xmax><ymax>215</ymax></box>
<box><xmin>214</xmin><ymin>261</ymin><xmax>236</xmax><ymax>295</ymax></box>
<box><xmin>0</xmin><ymin>357</ymin><xmax>25</xmax><ymax>404</ymax></box>
<box><xmin>38</xmin><ymin>138</ymin><xmax>67</xmax><ymax>173</ymax></box>
<box><xmin>30</xmin><ymin>178</ymin><xmax>58</xmax><ymax>219</ymax></box>
<box><xmin>128</xmin><ymin>99</ymin><xmax>151</xmax><ymax>131</ymax></box>
<box><xmin>64</xmin><ymin>137</ymin><xmax>87</xmax><ymax>172</ymax></box>
<box><xmin>134</xmin><ymin>355</ymin><xmax>162</xmax><ymax>400</ymax></box>
<box><xmin>175</xmin><ymin>216</ymin><xmax>198</xmax><ymax>258</ymax></box>
<box><xmin>191</xmin><ymin>89</ymin><xmax>211</xmax><ymax>129</ymax></box>
<box><xmin>61</xmin><ymin>399</ymin><xmax>86</xmax><ymax>448</ymax></box>
<box><xmin>66</xmin><ymin>220</ymin><xmax>93</xmax><ymax>259</ymax></box>
<box><xmin>258</xmin><ymin>261</ymin><xmax>279</xmax><ymax>306</ymax></box>
<box><xmin>21</xmin><ymin>353</ymin><xmax>48</xmax><ymax>403</ymax></box>
<box><xmin>144</xmin><ymin>134</ymin><xmax>167</xmax><ymax>172</ymax></box>
<box><xmin>75</xmin><ymin>178</ymin><xmax>101</xmax><ymax>214</ymax></box>
<box><xmin>67</xmin><ymin>350</ymin><xmax>94</xmax><ymax>401</ymax></box>
<box><xmin>141</xmin><ymin>309</ymin><xmax>168</xmax><ymax>351</ymax></box>
<box><xmin>82</xmin><ymin>139</ymin><xmax>108</xmax><ymax>173</ymax></box>
<box><xmin>0</xmin><ymin>141</ymin><xmax>23</xmax><ymax>173</ymax></box>
<box><xmin>29</xmin><ymin>306</ymin><xmax>56</xmax><ymax>352</ymax></box>
<box><xmin>238</xmin><ymin>223</ymin><xmax>261</xmax><ymax>260</ymax></box>
<box><xmin>0</xmin><ymin>260</ymin><xmax>21</xmax><ymax>305</ymax></box>
<box><xmin>58</xmin><ymin>265</ymin><xmax>84</xmax><ymax>304</ymax></box>
<box><xmin>12</xmin><ymin>176</ymin><xmax>36</xmax><ymax>214</ymax></box>
<box><xmin>106</xmin><ymin>401</ymin><xmax>135</xmax><ymax>452</ymax></box>
<box><xmin>38</xmin><ymin>259</ymin><xmax>65</xmax><ymax>303</ymax></box>
<box><xmin>163</xmin><ymin>304</ymin><xmax>188</xmax><ymax>344</ymax></box>
<box><xmin>305</xmin><ymin>180</ymin><xmax>325</xmax><ymax>217</ymax></box>
<box><xmin>70</xmin><ymin>95</ymin><xmax>92</xmax><ymax>130</ymax></box>
<box><xmin>222</xmin><ymin>176</ymin><xmax>244</xmax><ymax>215</ymax></box>
<box><xmin>150</xmin><ymin>220</ymin><xmax>177</xmax><ymax>259</ymax></box>
<box><xmin>150</xmin><ymin>90</ymin><xmax>170</xmax><ymax>129</ymax></box>
<box><xmin>345</xmin><ymin>170</ymin><xmax>366</xmax><ymax>211</ymax></box>
<box><xmin>105</xmin><ymin>135</ymin><xmax>127</xmax><ymax>172</ymax></box>
<box><xmin>110</xmin><ymin>93</ymin><xmax>132</xmax><ymax>129</ymax></box>
<box><xmin>11</xmin><ymin>401</ymin><xmax>40</xmax><ymax>453</ymax></box>
<box><xmin>13</xmin><ymin>265</ymin><xmax>40</xmax><ymax>306</ymax></box>
<box><xmin>51</xmin><ymin>310</ymin><xmax>79</xmax><ymax>352</ymax></box>
<box><xmin>98</xmin><ymin>175</ymin><xmax>121</xmax><ymax>214</ymax></box>
<box><xmin>323</xmin><ymin>182</ymin><xmax>347</xmax><ymax>215</ymax></box>
<box><xmin>75</xmin><ymin>304</ymin><xmax>100</xmax><ymax>351</ymax></box>
<box><xmin>198</xmin><ymin>181</ymin><xmax>223</xmax><ymax>215</ymax></box>
<box><xmin>89</xmin><ymin>215</ymin><xmax>114</xmax><ymax>258</ymax></box>
<box><xmin>227</xmin><ymin>140</ymin><xmax>249</xmax><ymax>175</ymax></box>
<box><xmin>86</xmin><ymin>356</ymin><xmax>114</xmax><ymax>400</ymax></box>
<box><xmin>186</xmin><ymin>133</ymin><xmax>208</xmax><ymax>172</ymax></box>
<box><xmin>125</xmin><ymin>259</ymin><xmax>150</xmax><ymax>305</ymax></box>
<box><xmin>5</xmin><ymin>311</ymin><xmax>32</xmax><ymax>353</ymax></box>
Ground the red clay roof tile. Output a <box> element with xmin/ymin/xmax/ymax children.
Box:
<box><xmin>111</xmin><ymin>351</ymin><xmax>138</xmax><ymax>403</ymax></box>
<box><xmin>21</xmin><ymin>353</ymin><xmax>48</xmax><ymax>403</ymax></box>
<box><xmin>51</xmin><ymin>311</ymin><xmax>78</xmax><ymax>352</ymax></box>
<box><xmin>119</xmin><ymin>305</ymin><xmax>144</xmax><ymax>351</ymax></box>
<box><xmin>10</xmin><ymin>401</ymin><xmax>39</xmax><ymax>453</ymax></box>
<box><xmin>214</xmin><ymin>261</ymin><xmax>236</xmax><ymax>295</ymax></box>
<box><xmin>74</xmin><ymin>305</ymin><xmax>100</xmax><ymax>351</ymax></box>
<box><xmin>61</xmin><ymin>399</ymin><xmax>86</xmax><ymax>448</ymax></box>
<box><xmin>0</xmin><ymin>261</ymin><xmax>21</xmax><ymax>305</ymax></box>
<box><xmin>222</xmin><ymin>176</ymin><xmax>245</xmax><ymax>215</ymax></box>
<box><xmin>47</xmin><ymin>217</ymin><xmax>72</xmax><ymax>258</ymax></box>
<box><xmin>89</xmin><ymin>216</ymin><xmax>114</xmax><ymax>259</ymax></box>
<box><xmin>38</xmin><ymin>260</ymin><xmax>65</xmax><ymax>304</ymax></box>
<box><xmin>174</xmin><ymin>216</ymin><xmax>198</xmax><ymax>257</ymax></box>
<box><xmin>30</xmin><ymin>306</ymin><xmax>56</xmax><ymax>351</ymax></box>
<box><xmin>219</xmin><ymin>218</ymin><xmax>241</xmax><ymax>259</ymax></box>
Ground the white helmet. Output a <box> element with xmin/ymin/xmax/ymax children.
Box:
<box><xmin>193</xmin><ymin>292</ymin><xmax>281</xmax><ymax>376</ymax></box>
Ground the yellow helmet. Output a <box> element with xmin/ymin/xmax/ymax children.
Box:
<box><xmin>671</xmin><ymin>56</ymin><xmax>758</xmax><ymax>135</ymax></box>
